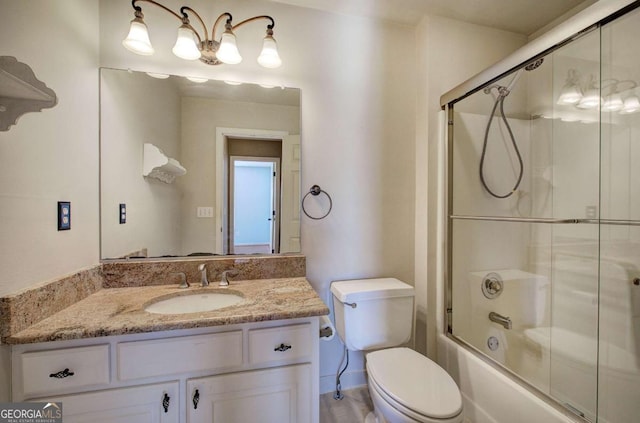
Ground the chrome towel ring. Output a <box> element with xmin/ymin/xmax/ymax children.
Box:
<box><xmin>302</xmin><ymin>185</ymin><xmax>332</xmax><ymax>220</ymax></box>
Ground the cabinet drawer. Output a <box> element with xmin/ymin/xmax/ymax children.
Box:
<box><xmin>248</xmin><ymin>323</ymin><xmax>311</xmax><ymax>365</ymax></box>
<box><xmin>20</xmin><ymin>345</ymin><xmax>110</xmax><ymax>398</ymax></box>
<box><xmin>117</xmin><ymin>330</ymin><xmax>242</xmax><ymax>380</ymax></box>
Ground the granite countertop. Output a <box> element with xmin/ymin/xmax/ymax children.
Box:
<box><xmin>5</xmin><ymin>277</ymin><xmax>329</xmax><ymax>345</ymax></box>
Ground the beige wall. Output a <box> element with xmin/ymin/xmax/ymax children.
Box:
<box><xmin>0</xmin><ymin>0</ymin><xmax>100</xmax><ymax>297</ymax></box>
<box><xmin>415</xmin><ymin>15</ymin><xmax>527</xmax><ymax>358</ymax></box>
<box><xmin>100</xmin><ymin>69</ymin><xmax>183</xmax><ymax>259</ymax></box>
<box><xmin>0</xmin><ymin>0</ymin><xmax>416</xmax><ymax>391</ymax></box>
<box><xmin>179</xmin><ymin>96</ymin><xmax>300</xmax><ymax>254</ymax></box>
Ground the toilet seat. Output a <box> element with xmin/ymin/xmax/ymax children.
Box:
<box><xmin>366</xmin><ymin>348</ymin><xmax>462</xmax><ymax>422</ymax></box>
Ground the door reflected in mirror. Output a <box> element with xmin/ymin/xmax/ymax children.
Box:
<box><xmin>100</xmin><ymin>68</ymin><xmax>301</xmax><ymax>260</ymax></box>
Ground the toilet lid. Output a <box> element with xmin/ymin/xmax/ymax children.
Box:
<box><xmin>366</xmin><ymin>348</ymin><xmax>462</xmax><ymax>419</ymax></box>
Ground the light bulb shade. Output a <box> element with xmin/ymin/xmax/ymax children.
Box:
<box><xmin>122</xmin><ymin>17</ymin><xmax>155</xmax><ymax>56</ymax></box>
<box><xmin>172</xmin><ymin>25</ymin><xmax>201</xmax><ymax>60</ymax></box>
<box><xmin>257</xmin><ymin>35</ymin><xmax>282</xmax><ymax>68</ymax></box>
<box><xmin>620</xmin><ymin>95</ymin><xmax>640</xmax><ymax>114</ymax></box>
<box><xmin>603</xmin><ymin>93</ymin><xmax>624</xmax><ymax>111</ymax></box>
<box><xmin>577</xmin><ymin>88</ymin><xmax>602</xmax><ymax>109</ymax></box>
<box><xmin>557</xmin><ymin>84</ymin><xmax>582</xmax><ymax>105</ymax></box>
<box><xmin>216</xmin><ymin>31</ymin><xmax>242</xmax><ymax>64</ymax></box>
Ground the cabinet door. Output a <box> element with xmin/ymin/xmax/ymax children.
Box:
<box><xmin>38</xmin><ymin>381</ymin><xmax>179</xmax><ymax>423</ymax></box>
<box><xmin>187</xmin><ymin>364</ymin><xmax>311</xmax><ymax>423</ymax></box>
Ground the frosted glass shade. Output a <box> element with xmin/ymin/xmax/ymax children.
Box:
<box><xmin>122</xmin><ymin>18</ymin><xmax>155</xmax><ymax>56</ymax></box>
<box><xmin>172</xmin><ymin>25</ymin><xmax>201</xmax><ymax>60</ymax></box>
<box><xmin>216</xmin><ymin>31</ymin><xmax>242</xmax><ymax>64</ymax></box>
<box><xmin>577</xmin><ymin>88</ymin><xmax>601</xmax><ymax>109</ymax></box>
<box><xmin>603</xmin><ymin>93</ymin><xmax>623</xmax><ymax>111</ymax></box>
<box><xmin>620</xmin><ymin>95</ymin><xmax>640</xmax><ymax>114</ymax></box>
<box><xmin>557</xmin><ymin>84</ymin><xmax>582</xmax><ymax>105</ymax></box>
<box><xmin>257</xmin><ymin>35</ymin><xmax>282</xmax><ymax>68</ymax></box>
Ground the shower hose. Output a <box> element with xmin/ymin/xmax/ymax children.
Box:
<box><xmin>479</xmin><ymin>87</ymin><xmax>524</xmax><ymax>199</ymax></box>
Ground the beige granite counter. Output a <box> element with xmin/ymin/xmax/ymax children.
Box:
<box><xmin>4</xmin><ymin>277</ymin><xmax>329</xmax><ymax>345</ymax></box>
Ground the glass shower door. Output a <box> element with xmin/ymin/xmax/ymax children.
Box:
<box><xmin>448</xmin><ymin>23</ymin><xmax>602</xmax><ymax>421</ymax></box>
<box><xmin>598</xmin><ymin>8</ymin><xmax>640</xmax><ymax>423</ymax></box>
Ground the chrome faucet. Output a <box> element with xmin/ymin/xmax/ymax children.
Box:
<box><xmin>220</xmin><ymin>270</ymin><xmax>237</xmax><ymax>287</ymax></box>
<box><xmin>488</xmin><ymin>311</ymin><xmax>512</xmax><ymax>330</ymax></box>
<box><xmin>171</xmin><ymin>272</ymin><xmax>189</xmax><ymax>289</ymax></box>
<box><xmin>198</xmin><ymin>263</ymin><xmax>210</xmax><ymax>287</ymax></box>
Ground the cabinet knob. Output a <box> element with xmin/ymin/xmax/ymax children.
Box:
<box><xmin>274</xmin><ymin>343</ymin><xmax>292</xmax><ymax>352</ymax></box>
<box><xmin>193</xmin><ymin>389</ymin><xmax>200</xmax><ymax>409</ymax></box>
<box><xmin>162</xmin><ymin>393</ymin><xmax>170</xmax><ymax>413</ymax></box>
<box><xmin>49</xmin><ymin>368</ymin><xmax>75</xmax><ymax>379</ymax></box>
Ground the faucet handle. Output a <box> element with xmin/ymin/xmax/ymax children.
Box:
<box><xmin>171</xmin><ymin>272</ymin><xmax>189</xmax><ymax>289</ymax></box>
<box><xmin>220</xmin><ymin>270</ymin><xmax>238</xmax><ymax>286</ymax></box>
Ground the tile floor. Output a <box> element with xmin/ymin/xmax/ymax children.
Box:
<box><xmin>320</xmin><ymin>386</ymin><xmax>373</xmax><ymax>423</ymax></box>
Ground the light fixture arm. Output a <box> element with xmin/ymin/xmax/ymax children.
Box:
<box><xmin>211</xmin><ymin>12</ymin><xmax>232</xmax><ymax>41</ymax></box>
<box><xmin>179</xmin><ymin>6</ymin><xmax>207</xmax><ymax>43</ymax></box>
<box><xmin>231</xmin><ymin>15</ymin><xmax>276</xmax><ymax>32</ymax></box>
<box><xmin>131</xmin><ymin>0</ymin><xmax>183</xmax><ymax>22</ymax></box>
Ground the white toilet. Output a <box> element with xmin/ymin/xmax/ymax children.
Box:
<box><xmin>331</xmin><ymin>278</ymin><xmax>463</xmax><ymax>423</ymax></box>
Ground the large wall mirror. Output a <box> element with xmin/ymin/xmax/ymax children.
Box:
<box><xmin>100</xmin><ymin>68</ymin><xmax>301</xmax><ymax>260</ymax></box>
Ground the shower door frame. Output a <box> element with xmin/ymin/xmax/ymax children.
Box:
<box><xmin>441</xmin><ymin>1</ymin><xmax>640</xmax><ymax>421</ymax></box>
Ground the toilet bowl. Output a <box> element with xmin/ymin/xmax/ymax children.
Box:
<box><xmin>330</xmin><ymin>278</ymin><xmax>464</xmax><ymax>423</ymax></box>
<box><xmin>365</xmin><ymin>348</ymin><xmax>463</xmax><ymax>423</ymax></box>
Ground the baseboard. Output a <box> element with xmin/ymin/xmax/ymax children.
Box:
<box><xmin>319</xmin><ymin>369</ymin><xmax>367</xmax><ymax>395</ymax></box>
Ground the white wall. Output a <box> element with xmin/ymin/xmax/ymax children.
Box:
<box><xmin>0</xmin><ymin>0</ymin><xmax>100</xmax><ymax>297</ymax></box>
<box><xmin>415</xmin><ymin>15</ymin><xmax>527</xmax><ymax>358</ymax></box>
<box><xmin>100</xmin><ymin>70</ymin><xmax>183</xmax><ymax>258</ymax></box>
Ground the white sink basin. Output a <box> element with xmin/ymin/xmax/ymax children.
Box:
<box><xmin>145</xmin><ymin>291</ymin><xmax>244</xmax><ymax>314</ymax></box>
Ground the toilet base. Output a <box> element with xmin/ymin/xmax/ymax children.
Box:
<box><xmin>365</xmin><ymin>411</ymin><xmax>378</xmax><ymax>423</ymax></box>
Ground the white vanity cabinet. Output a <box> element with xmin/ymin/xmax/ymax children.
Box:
<box><xmin>187</xmin><ymin>364</ymin><xmax>311</xmax><ymax>423</ymax></box>
<box><xmin>40</xmin><ymin>381</ymin><xmax>179</xmax><ymax>423</ymax></box>
<box><xmin>10</xmin><ymin>317</ymin><xmax>320</xmax><ymax>423</ymax></box>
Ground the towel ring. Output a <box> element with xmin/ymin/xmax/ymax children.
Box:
<box><xmin>302</xmin><ymin>185</ymin><xmax>332</xmax><ymax>220</ymax></box>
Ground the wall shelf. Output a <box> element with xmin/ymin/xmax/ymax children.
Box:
<box><xmin>0</xmin><ymin>56</ymin><xmax>57</xmax><ymax>131</ymax></box>
<box><xmin>143</xmin><ymin>143</ymin><xmax>186</xmax><ymax>184</ymax></box>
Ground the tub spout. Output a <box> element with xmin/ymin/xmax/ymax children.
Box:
<box><xmin>489</xmin><ymin>312</ymin><xmax>512</xmax><ymax>330</ymax></box>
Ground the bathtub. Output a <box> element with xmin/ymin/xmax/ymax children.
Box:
<box><xmin>437</xmin><ymin>334</ymin><xmax>582</xmax><ymax>423</ymax></box>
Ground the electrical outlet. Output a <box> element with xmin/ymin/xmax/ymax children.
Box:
<box><xmin>119</xmin><ymin>203</ymin><xmax>127</xmax><ymax>224</ymax></box>
<box><xmin>197</xmin><ymin>207</ymin><xmax>214</xmax><ymax>218</ymax></box>
<box><xmin>585</xmin><ymin>205</ymin><xmax>597</xmax><ymax>219</ymax></box>
<box><xmin>57</xmin><ymin>201</ymin><xmax>71</xmax><ymax>231</ymax></box>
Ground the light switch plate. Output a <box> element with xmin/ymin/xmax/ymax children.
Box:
<box><xmin>57</xmin><ymin>201</ymin><xmax>71</xmax><ymax>231</ymax></box>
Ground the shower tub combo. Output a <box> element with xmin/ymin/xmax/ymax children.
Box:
<box><xmin>439</xmin><ymin>1</ymin><xmax>640</xmax><ymax>422</ymax></box>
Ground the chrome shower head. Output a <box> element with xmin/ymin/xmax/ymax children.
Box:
<box><xmin>524</xmin><ymin>58</ymin><xmax>544</xmax><ymax>71</ymax></box>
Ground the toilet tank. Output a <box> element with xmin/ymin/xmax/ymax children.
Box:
<box><xmin>331</xmin><ymin>278</ymin><xmax>414</xmax><ymax>351</ymax></box>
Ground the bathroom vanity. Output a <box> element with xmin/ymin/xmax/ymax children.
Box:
<box><xmin>1</xmin><ymin>267</ymin><xmax>328</xmax><ymax>423</ymax></box>
<box><xmin>11</xmin><ymin>318</ymin><xmax>318</xmax><ymax>422</ymax></box>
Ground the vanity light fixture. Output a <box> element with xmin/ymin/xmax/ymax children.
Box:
<box><xmin>576</xmin><ymin>76</ymin><xmax>602</xmax><ymax>109</ymax></box>
<box><xmin>122</xmin><ymin>0</ymin><xmax>282</xmax><ymax>68</ymax></box>
<box><xmin>557</xmin><ymin>69</ymin><xmax>639</xmax><ymax>115</ymax></box>
<box><xmin>557</xmin><ymin>69</ymin><xmax>582</xmax><ymax>105</ymax></box>
<box><xmin>186</xmin><ymin>76</ymin><xmax>208</xmax><ymax>83</ymax></box>
<box><xmin>146</xmin><ymin>72</ymin><xmax>170</xmax><ymax>79</ymax></box>
<box><xmin>620</xmin><ymin>95</ymin><xmax>640</xmax><ymax>114</ymax></box>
